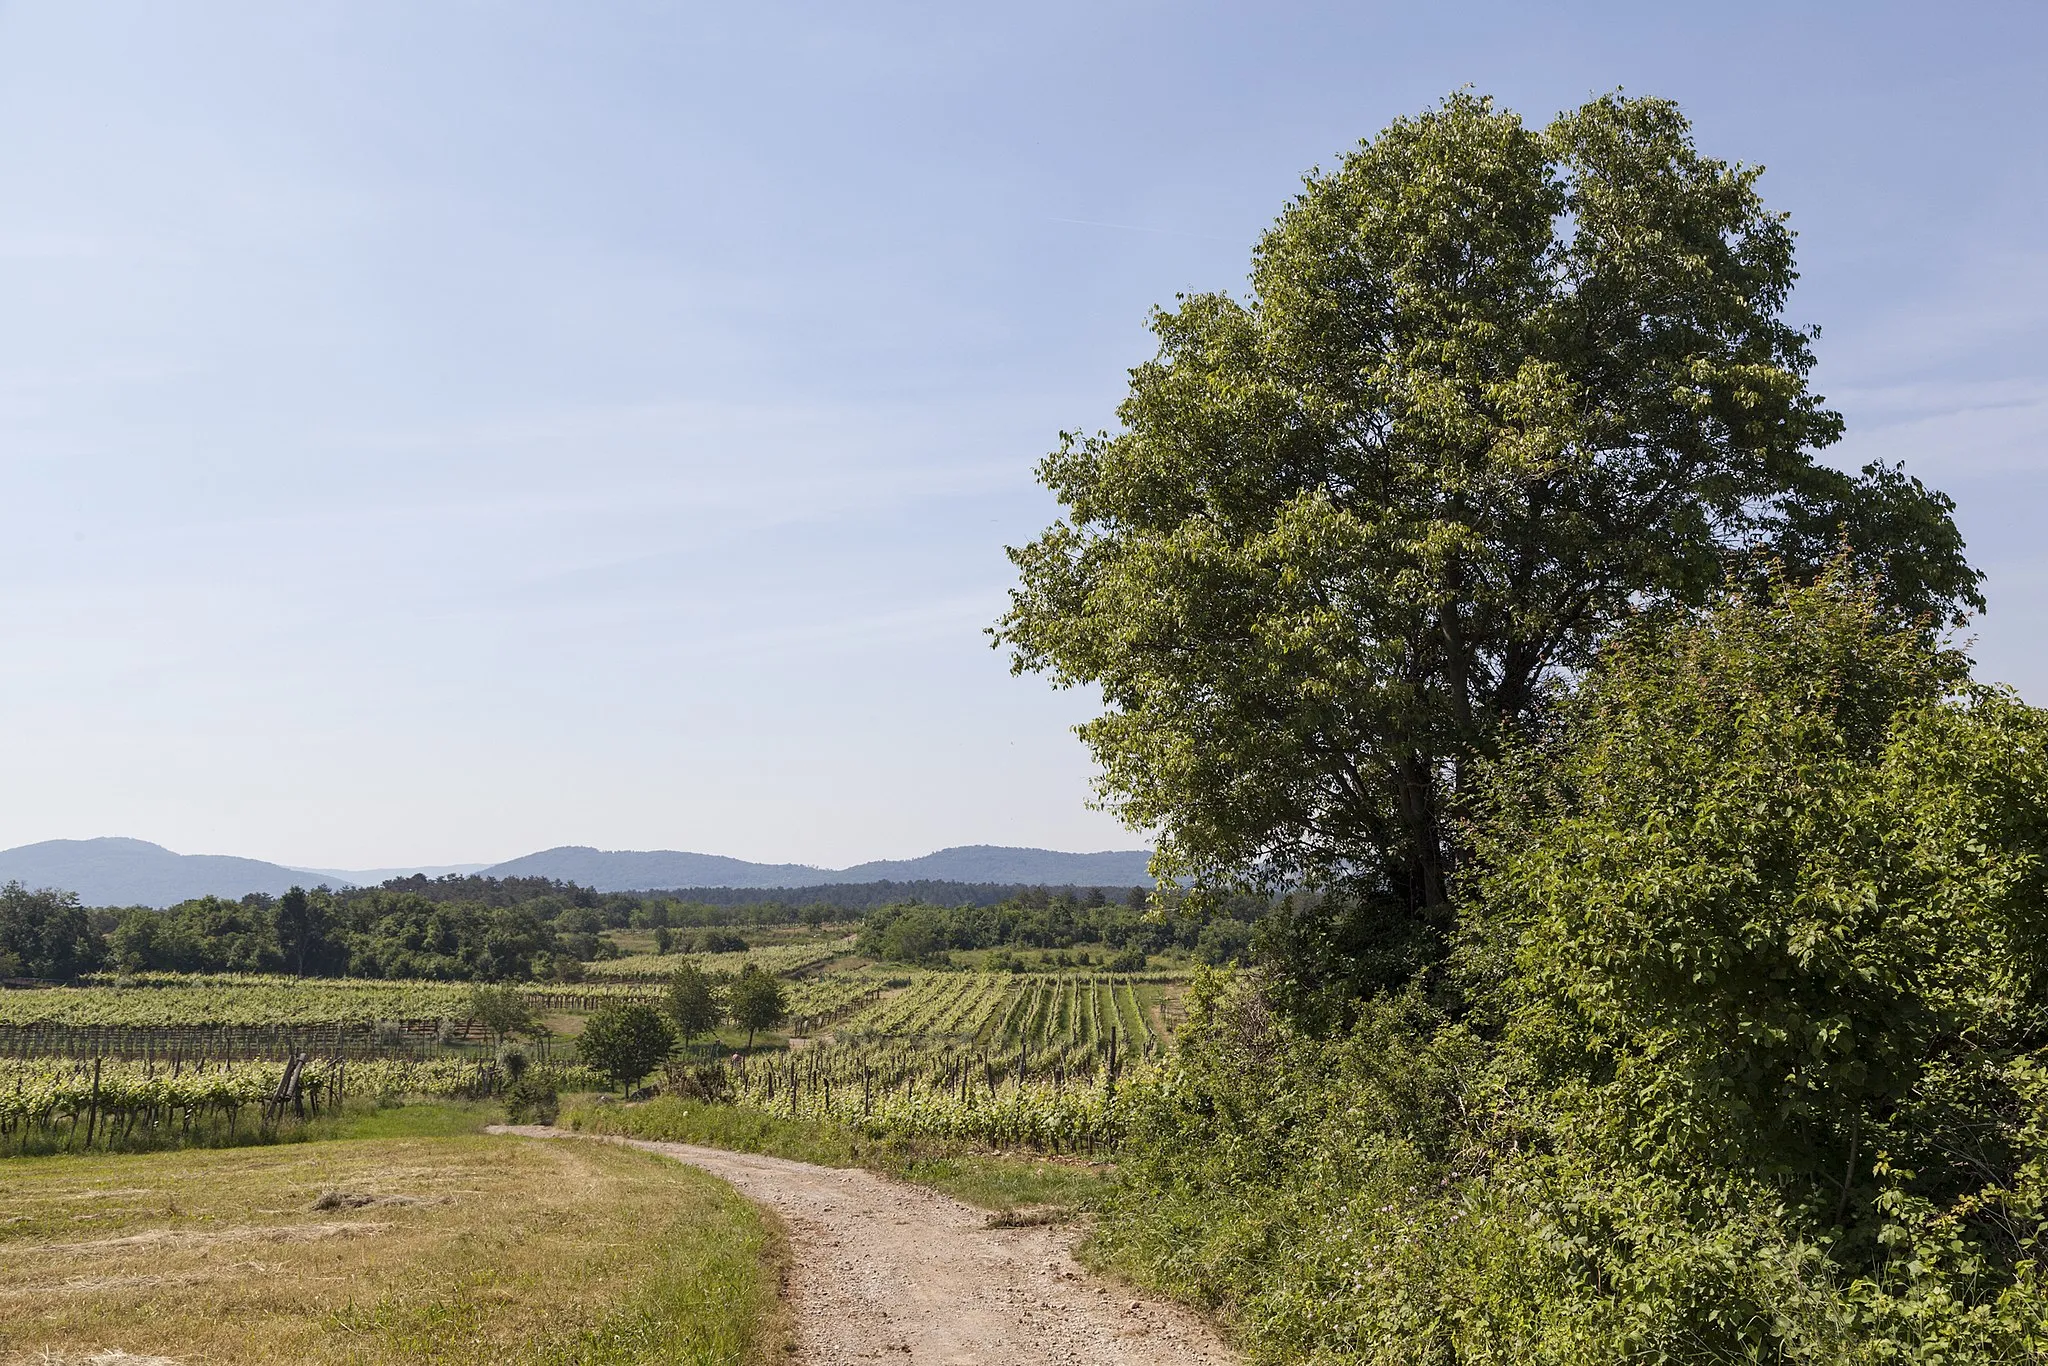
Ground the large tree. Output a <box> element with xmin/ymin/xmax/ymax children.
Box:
<box><xmin>997</xmin><ymin>92</ymin><xmax>1979</xmax><ymax>946</ymax></box>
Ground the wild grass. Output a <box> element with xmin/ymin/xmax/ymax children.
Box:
<box><xmin>562</xmin><ymin>1095</ymin><xmax>1111</xmax><ymax>1215</ymax></box>
<box><xmin>0</xmin><ymin>1128</ymin><xmax>784</xmax><ymax>1365</ymax></box>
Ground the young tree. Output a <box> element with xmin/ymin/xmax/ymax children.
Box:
<box><xmin>664</xmin><ymin>959</ymin><xmax>722</xmax><ymax>1044</ymax></box>
<box><xmin>995</xmin><ymin>92</ymin><xmax>1980</xmax><ymax>1002</ymax></box>
<box><xmin>726</xmin><ymin>966</ymin><xmax>788</xmax><ymax>1051</ymax></box>
<box><xmin>576</xmin><ymin>1001</ymin><xmax>676</xmax><ymax>1092</ymax></box>
<box><xmin>468</xmin><ymin>983</ymin><xmax>540</xmax><ymax>1047</ymax></box>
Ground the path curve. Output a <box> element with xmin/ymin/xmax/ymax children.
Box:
<box><xmin>489</xmin><ymin>1125</ymin><xmax>1236</xmax><ymax>1366</ymax></box>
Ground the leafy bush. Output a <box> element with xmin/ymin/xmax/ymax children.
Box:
<box><xmin>1093</xmin><ymin>577</ymin><xmax>2048</xmax><ymax>1363</ymax></box>
<box><xmin>502</xmin><ymin>1074</ymin><xmax>559</xmax><ymax>1125</ymax></box>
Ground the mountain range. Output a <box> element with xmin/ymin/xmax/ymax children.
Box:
<box><xmin>0</xmin><ymin>837</ymin><xmax>1155</xmax><ymax>907</ymax></box>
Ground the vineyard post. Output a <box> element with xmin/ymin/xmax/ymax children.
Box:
<box><xmin>84</xmin><ymin>1055</ymin><xmax>103</xmax><ymax>1149</ymax></box>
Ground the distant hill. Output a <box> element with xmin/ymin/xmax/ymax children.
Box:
<box><xmin>293</xmin><ymin>863</ymin><xmax>492</xmax><ymax>883</ymax></box>
<box><xmin>481</xmin><ymin>847</ymin><xmax>829</xmax><ymax>890</ymax></box>
<box><xmin>836</xmin><ymin>845</ymin><xmax>1155</xmax><ymax>887</ymax></box>
<box><xmin>479</xmin><ymin>844</ymin><xmax>1154</xmax><ymax>892</ymax></box>
<box><xmin>0</xmin><ymin>838</ymin><xmax>351</xmax><ymax>908</ymax></box>
<box><xmin>0</xmin><ymin>838</ymin><xmax>1156</xmax><ymax>907</ymax></box>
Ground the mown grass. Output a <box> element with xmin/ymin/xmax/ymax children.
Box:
<box><xmin>0</xmin><ymin>1128</ymin><xmax>785</xmax><ymax>1365</ymax></box>
<box><xmin>562</xmin><ymin>1095</ymin><xmax>1112</xmax><ymax>1215</ymax></box>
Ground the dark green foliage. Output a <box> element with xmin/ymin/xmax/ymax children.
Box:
<box><xmin>1472</xmin><ymin>572</ymin><xmax>2048</xmax><ymax>1266</ymax></box>
<box><xmin>1192</xmin><ymin>918</ymin><xmax>1255</xmax><ymax>966</ymax></box>
<box><xmin>109</xmin><ymin>894</ymin><xmax>283</xmax><ymax>974</ymax></box>
<box><xmin>274</xmin><ymin>885</ymin><xmax>342</xmax><ymax>977</ymax></box>
<box><xmin>1250</xmin><ymin>890</ymin><xmax>1446</xmax><ymax>1036</ymax></box>
<box><xmin>577</xmin><ymin>1001</ymin><xmax>677</xmax><ymax>1091</ymax></box>
<box><xmin>665</xmin><ymin>961</ymin><xmax>723</xmax><ymax>1043</ymax></box>
<box><xmin>997</xmin><ymin>88</ymin><xmax>1979</xmax><ymax>986</ymax></box>
<box><xmin>338</xmin><ymin>893</ymin><xmax>560</xmax><ymax>980</ymax></box>
<box><xmin>669</xmin><ymin>928</ymin><xmax>748</xmax><ymax>954</ymax></box>
<box><xmin>855</xmin><ymin>891</ymin><xmax>1246</xmax><ymax>963</ymax></box>
<box><xmin>1096</xmin><ymin>576</ymin><xmax>2048</xmax><ymax>1363</ymax></box>
<box><xmin>725</xmin><ymin>967</ymin><xmax>787</xmax><ymax>1050</ymax></box>
<box><xmin>502</xmin><ymin>1072</ymin><xmax>559</xmax><ymax>1125</ymax></box>
<box><xmin>864</xmin><ymin>906</ymin><xmax>951</xmax><ymax>964</ymax></box>
<box><xmin>0</xmin><ymin>882</ymin><xmax>104</xmax><ymax>981</ymax></box>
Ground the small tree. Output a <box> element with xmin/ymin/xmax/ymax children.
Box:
<box><xmin>469</xmin><ymin>984</ymin><xmax>540</xmax><ymax>1047</ymax></box>
<box><xmin>727</xmin><ymin>966</ymin><xmax>788</xmax><ymax>1051</ymax></box>
<box><xmin>665</xmin><ymin>959</ymin><xmax>723</xmax><ymax>1045</ymax></box>
<box><xmin>577</xmin><ymin>1001</ymin><xmax>676</xmax><ymax>1092</ymax></box>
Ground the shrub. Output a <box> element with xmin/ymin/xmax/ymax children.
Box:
<box><xmin>503</xmin><ymin>1075</ymin><xmax>559</xmax><ymax>1125</ymax></box>
<box><xmin>1093</xmin><ymin>577</ymin><xmax>2048</xmax><ymax>1363</ymax></box>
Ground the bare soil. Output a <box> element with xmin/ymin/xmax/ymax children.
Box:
<box><xmin>492</xmin><ymin>1125</ymin><xmax>1238</xmax><ymax>1366</ymax></box>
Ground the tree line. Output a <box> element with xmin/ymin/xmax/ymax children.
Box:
<box><xmin>0</xmin><ymin>876</ymin><xmax>1158</xmax><ymax>984</ymax></box>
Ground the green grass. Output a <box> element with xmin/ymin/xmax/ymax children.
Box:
<box><xmin>323</xmin><ymin>1096</ymin><xmax>500</xmax><ymax>1140</ymax></box>
<box><xmin>563</xmin><ymin>1096</ymin><xmax>1112</xmax><ymax>1215</ymax></box>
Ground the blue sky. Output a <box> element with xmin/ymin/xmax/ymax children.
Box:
<box><xmin>1</xmin><ymin>2</ymin><xmax>2043</xmax><ymax>869</ymax></box>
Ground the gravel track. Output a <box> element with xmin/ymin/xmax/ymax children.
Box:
<box><xmin>489</xmin><ymin>1125</ymin><xmax>1236</xmax><ymax>1366</ymax></box>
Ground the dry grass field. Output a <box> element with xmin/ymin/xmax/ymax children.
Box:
<box><xmin>0</xmin><ymin>1130</ymin><xmax>784</xmax><ymax>1365</ymax></box>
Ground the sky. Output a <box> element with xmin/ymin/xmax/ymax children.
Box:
<box><xmin>1</xmin><ymin>2</ymin><xmax>2043</xmax><ymax>870</ymax></box>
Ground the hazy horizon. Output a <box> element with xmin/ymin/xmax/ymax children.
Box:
<box><xmin>3</xmin><ymin>3</ymin><xmax>2043</xmax><ymax>870</ymax></box>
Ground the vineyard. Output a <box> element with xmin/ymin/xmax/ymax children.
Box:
<box><xmin>0</xmin><ymin>1054</ymin><xmax>601</xmax><ymax>1152</ymax></box>
<box><xmin>0</xmin><ymin>975</ymin><xmax>659</xmax><ymax>1030</ymax></box>
<box><xmin>584</xmin><ymin>940</ymin><xmax>850</xmax><ymax>981</ymax></box>
<box><xmin>666</xmin><ymin>973</ymin><xmax>1183</xmax><ymax>1152</ymax></box>
<box><xmin>0</xmin><ymin>968</ymin><xmax>881</xmax><ymax>1045</ymax></box>
<box><xmin>837</xmin><ymin>972</ymin><xmax>1177</xmax><ymax>1057</ymax></box>
<box><xmin>0</xmin><ymin>952</ymin><xmax>1190</xmax><ymax>1156</ymax></box>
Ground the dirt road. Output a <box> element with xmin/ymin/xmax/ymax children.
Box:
<box><xmin>489</xmin><ymin>1126</ymin><xmax>1237</xmax><ymax>1366</ymax></box>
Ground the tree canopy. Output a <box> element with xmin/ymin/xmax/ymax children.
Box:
<box><xmin>576</xmin><ymin>1001</ymin><xmax>676</xmax><ymax>1092</ymax></box>
<box><xmin>726</xmin><ymin>966</ymin><xmax>788</xmax><ymax>1050</ymax></box>
<box><xmin>664</xmin><ymin>960</ymin><xmax>723</xmax><ymax>1043</ymax></box>
<box><xmin>0</xmin><ymin>882</ymin><xmax>103</xmax><ymax>981</ymax></box>
<box><xmin>997</xmin><ymin>92</ymin><xmax>1981</xmax><ymax>960</ymax></box>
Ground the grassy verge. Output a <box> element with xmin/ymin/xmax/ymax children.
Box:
<box><xmin>562</xmin><ymin>1096</ymin><xmax>1112</xmax><ymax>1215</ymax></box>
<box><xmin>0</xmin><ymin>1128</ymin><xmax>784</xmax><ymax>1365</ymax></box>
